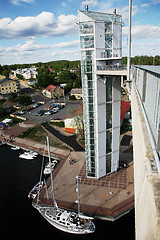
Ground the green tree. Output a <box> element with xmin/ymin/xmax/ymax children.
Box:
<box><xmin>18</xmin><ymin>95</ymin><xmax>32</xmax><ymax>105</ymax></box>
<box><xmin>37</xmin><ymin>68</ymin><xmax>56</xmax><ymax>88</ymax></box>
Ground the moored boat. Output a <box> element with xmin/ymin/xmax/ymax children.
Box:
<box><xmin>33</xmin><ymin>136</ymin><xmax>95</xmax><ymax>234</ymax></box>
<box><xmin>19</xmin><ymin>151</ymin><xmax>38</xmax><ymax>160</ymax></box>
<box><xmin>28</xmin><ymin>181</ymin><xmax>44</xmax><ymax>199</ymax></box>
<box><xmin>43</xmin><ymin>160</ymin><xmax>57</xmax><ymax>175</ymax></box>
<box><xmin>11</xmin><ymin>146</ymin><xmax>20</xmax><ymax>150</ymax></box>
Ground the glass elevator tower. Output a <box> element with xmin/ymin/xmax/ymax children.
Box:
<box><xmin>78</xmin><ymin>9</ymin><xmax>123</xmax><ymax>178</ymax></box>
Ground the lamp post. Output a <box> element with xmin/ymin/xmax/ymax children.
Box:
<box><xmin>126</xmin><ymin>0</ymin><xmax>132</xmax><ymax>94</ymax></box>
<box><xmin>109</xmin><ymin>191</ymin><xmax>113</xmax><ymax>210</ymax></box>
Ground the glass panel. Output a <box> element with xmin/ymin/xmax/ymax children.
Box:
<box><xmin>106</xmin><ymin>154</ymin><xmax>111</xmax><ymax>174</ymax></box>
<box><xmin>80</xmin><ymin>36</ymin><xmax>94</xmax><ymax>49</ymax></box>
<box><xmin>106</xmin><ymin>129</ymin><xmax>112</xmax><ymax>154</ymax></box>
<box><xmin>106</xmin><ymin>103</ymin><xmax>112</xmax><ymax>129</ymax></box>
<box><xmin>79</xmin><ymin>23</ymin><xmax>94</xmax><ymax>34</ymax></box>
<box><xmin>106</xmin><ymin>78</ymin><xmax>112</xmax><ymax>102</ymax></box>
<box><xmin>105</xmin><ymin>35</ymin><xmax>112</xmax><ymax>48</ymax></box>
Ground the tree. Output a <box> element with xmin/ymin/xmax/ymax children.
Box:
<box><xmin>37</xmin><ymin>68</ymin><xmax>56</xmax><ymax>88</ymax></box>
<box><xmin>18</xmin><ymin>95</ymin><xmax>32</xmax><ymax>105</ymax></box>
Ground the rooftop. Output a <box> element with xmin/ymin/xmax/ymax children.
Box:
<box><xmin>44</xmin><ymin>85</ymin><xmax>56</xmax><ymax>92</ymax></box>
<box><xmin>135</xmin><ymin>65</ymin><xmax>160</xmax><ymax>76</ymax></box>
<box><xmin>79</xmin><ymin>10</ymin><xmax>122</xmax><ymax>23</ymax></box>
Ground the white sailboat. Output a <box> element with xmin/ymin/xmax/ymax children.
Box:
<box><xmin>33</xmin><ymin>136</ymin><xmax>95</xmax><ymax>234</ymax></box>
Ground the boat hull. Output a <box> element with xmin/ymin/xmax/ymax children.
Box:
<box><xmin>33</xmin><ymin>204</ymin><xmax>95</xmax><ymax>234</ymax></box>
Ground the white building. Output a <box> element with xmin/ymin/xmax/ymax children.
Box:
<box><xmin>78</xmin><ymin>9</ymin><xmax>124</xmax><ymax>178</ymax></box>
<box><xmin>10</xmin><ymin>68</ymin><xmax>38</xmax><ymax>80</ymax></box>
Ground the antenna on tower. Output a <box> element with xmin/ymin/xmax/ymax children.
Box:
<box><xmin>85</xmin><ymin>5</ymin><xmax>89</xmax><ymax>11</ymax></box>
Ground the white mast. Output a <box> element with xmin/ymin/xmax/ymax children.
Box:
<box><xmin>127</xmin><ymin>0</ymin><xmax>132</xmax><ymax>93</ymax></box>
<box><xmin>47</xmin><ymin>136</ymin><xmax>58</xmax><ymax>209</ymax></box>
<box><xmin>76</xmin><ymin>176</ymin><xmax>81</xmax><ymax>215</ymax></box>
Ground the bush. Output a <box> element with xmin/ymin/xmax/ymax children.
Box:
<box><xmin>69</xmin><ymin>95</ymin><xmax>76</xmax><ymax>100</ymax></box>
<box><xmin>51</xmin><ymin>121</ymin><xmax>64</xmax><ymax>127</ymax></box>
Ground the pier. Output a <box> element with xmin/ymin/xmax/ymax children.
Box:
<box><xmin>38</xmin><ymin>150</ymin><xmax>134</xmax><ymax>221</ymax></box>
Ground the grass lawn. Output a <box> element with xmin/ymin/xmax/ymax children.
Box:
<box><xmin>18</xmin><ymin>124</ymin><xmax>70</xmax><ymax>150</ymax></box>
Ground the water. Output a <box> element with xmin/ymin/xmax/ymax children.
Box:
<box><xmin>0</xmin><ymin>145</ymin><xmax>135</xmax><ymax>239</ymax></box>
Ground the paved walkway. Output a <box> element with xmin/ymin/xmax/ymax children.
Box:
<box><xmin>39</xmin><ymin>151</ymin><xmax>134</xmax><ymax>221</ymax></box>
<box><xmin>0</xmin><ymin>123</ymin><xmax>70</xmax><ymax>160</ymax></box>
<box><xmin>41</xmin><ymin>122</ymin><xmax>84</xmax><ymax>152</ymax></box>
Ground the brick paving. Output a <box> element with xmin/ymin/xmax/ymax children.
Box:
<box><xmin>39</xmin><ymin>151</ymin><xmax>134</xmax><ymax>221</ymax></box>
<box><xmin>80</xmin><ymin>161</ymin><xmax>128</xmax><ymax>189</ymax></box>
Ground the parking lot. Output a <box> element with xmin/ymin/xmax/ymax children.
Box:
<box><xmin>17</xmin><ymin>99</ymin><xmax>82</xmax><ymax>123</ymax></box>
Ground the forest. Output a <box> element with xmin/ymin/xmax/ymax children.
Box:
<box><xmin>122</xmin><ymin>55</ymin><xmax>160</xmax><ymax>66</ymax></box>
<box><xmin>0</xmin><ymin>56</ymin><xmax>160</xmax><ymax>90</ymax></box>
<box><xmin>1</xmin><ymin>55</ymin><xmax>160</xmax><ymax>77</ymax></box>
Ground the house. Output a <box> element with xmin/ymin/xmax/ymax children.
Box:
<box><xmin>70</xmin><ymin>88</ymin><xmax>83</xmax><ymax>100</ymax></box>
<box><xmin>10</xmin><ymin>68</ymin><xmax>38</xmax><ymax>80</ymax></box>
<box><xmin>64</xmin><ymin>104</ymin><xmax>83</xmax><ymax>134</ymax></box>
<box><xmin>64</xmin><ymin>101</ymin><xmax>130</xmax><ymax>134</ymax></box>
<box><xmin>42</xmin><ymin>85</ymin><xmax>64</xmax><ymax>99</ymax></box>
<box><xmin>0</xmin><ymin>78</ymin><xmax>20</xmax><ymax>95</ymax></box>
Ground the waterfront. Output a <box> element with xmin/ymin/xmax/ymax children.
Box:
<box><xmin>0</xmin><ymin>145</ymin><xmax>135</xmax><ymax>239</ymax></box>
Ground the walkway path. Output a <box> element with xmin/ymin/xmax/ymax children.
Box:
<box><xmin>41</xmin><ymin>122</ymin><xmax>84</xmax><ymax>152</ymax></box>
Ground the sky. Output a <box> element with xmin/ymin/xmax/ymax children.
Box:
<box><xmin>0</xmin><ymin>0</ymin><xmax>160</xmax><ymax>65</ymax></box>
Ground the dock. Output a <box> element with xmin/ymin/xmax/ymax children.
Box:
<box><xmin>0</xmin><ymin>136</ymin><xmax>70</xmax><ymax>161</ymax></box>
<box><xmin>38</xmin><ymin>150</ymin><xmax>134</xmax><ymax>221</ymax></box>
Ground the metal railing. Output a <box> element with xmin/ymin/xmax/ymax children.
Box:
<box><xmin>97</xmin><ymin>65</ymin><xmax>127</xmax><ymax>71</ymax></box>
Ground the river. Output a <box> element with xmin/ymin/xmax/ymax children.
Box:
<box><xmin>0</xmin><ymin>145</ymin><xmax>135</xmax><ymax>239</ymax></box>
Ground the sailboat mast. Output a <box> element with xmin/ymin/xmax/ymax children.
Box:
<box><xmin>76</xmin><ymin>176</ymin><xmax>81</xmax><ymax>215</ymax></box>
<box><xmin>46</xmin><ymin>136</ymin><xmax>57</xmax><ymax>208</ymax></box>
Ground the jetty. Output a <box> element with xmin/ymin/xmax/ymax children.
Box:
<box><xmin>37</xmin><ymin>150</ymin><xmax>134</xmax><ymax>221</ymax></box>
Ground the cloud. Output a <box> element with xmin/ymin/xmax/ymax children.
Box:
<box><xmin>0</xmin><ymin>39</ymin><xmax>80</xmax><ymax>55</ymax></box>
<box><xmin>81</xmin><ymin>0</ymin><xmax>98</xmax><ymax>8</ymax></box>
<box><xmin>151</xmin><ymin>0</ymin><xmax>160</xmax><ymax>4</ymax></box>
<box><xmin>0</xmin><ymin>39</ymin><xmax>80</xmax><ymax>64</ymax></box>
<box><xmin>0</xmin><ymin>11</ymin><xmax>78</xmax><ymax>40</ymax></box>
<box><xmin>11</xmin><ymin>0</ymin><xmax>34</xmax><ymax>5</ymax></box>
<box><xmin>62</xmin><ymin>1</ymin><xmax>66</xmax><ymax>7</ymax></box>
<box><xmin>123</xmin><ymin>24</ymin><xmax>160</xmax><ymax>40</ymax></box>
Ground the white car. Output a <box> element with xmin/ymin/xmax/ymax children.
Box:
<box><xmin>44</xmin><ymin>111</ymin><xmax>52</xmax><ymax>115</ymax></box>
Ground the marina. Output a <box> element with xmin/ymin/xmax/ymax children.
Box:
<box><xmin>0</xmin><ymin>143</ymin><xmax>135</xmax><ymax>239</ymax></box>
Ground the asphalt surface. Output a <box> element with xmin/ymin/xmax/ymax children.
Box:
<box><xmin>21</xmin><ymin>99</ymin><xmax>81</xmax><ymax>123</ymax></box>
<box><xmin>41</xmin><ymin>122</ymin><xmax>84</xmax><ymax>152</ymax></box>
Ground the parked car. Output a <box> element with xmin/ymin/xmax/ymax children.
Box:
<box><xmin>44</xmin><ymin>111</ymin><xmax>52</xmax><ymax>115</ymax></box>
<box><xmin>17</xmin><ymin>111</ymin><xmax>25</xmax><ymax>115</ymax></box>
<box><xmin>35</xmin><ymin>110</ymin><xmax>44</xmax><ymax>116</ymax></box>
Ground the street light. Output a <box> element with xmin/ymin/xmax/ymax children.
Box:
<box><xmin>109</xmin><ymin>191</ymin><xmax>113</xmax><ymax>210</ymax></box>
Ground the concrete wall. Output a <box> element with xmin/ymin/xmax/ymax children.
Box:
<box><xmin>131</xmin><ymin>83</ymin><xmax>160</xmax><ymax>240</ymax></box>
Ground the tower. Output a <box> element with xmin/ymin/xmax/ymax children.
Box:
<box><xmin>78</xmin><ymin>9</ymin><xmax>123</xmax><ymax>178</ymax></box>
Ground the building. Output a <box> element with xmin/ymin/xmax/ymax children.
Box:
<box><xmin>64</xmin><ymin>104</ymin><xmax>83</xmax><ymax>134</ymax></box>
<box><xmin>70</xmin><ymin>88</ymin><xmax>83</xmax><ymax>100</ymax></box>
<box><xmin>0</xmin><ymin>78</ymin><xmax>20</xmax><ymax>95</ymax></box>
<box><xmin>78</xmin><ymin>9</ymin><xmax>124</xmax><ymax>178</ymax></box>
<box><xmin>131</xmin><ymin>65</ymin><xmax>160</xmax><ymax>239</ymax></box>
<box><xmin>10</xmin><ymin>68</ymin><xmax>38</xmax><ymax>80</ymax></box>
<box><xmin>42</xmin><ymin>85</ymin><xmax>64</xmax><ymax>99</ymax></box>
<box><xmin>64</xmin><ymin>101</ymin><xmax>130</xmax><ymax>134</ymax></box>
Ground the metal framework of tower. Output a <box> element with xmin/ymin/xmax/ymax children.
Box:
<box><xmin>78</xmin><ymin>9</ymin><xmax>123</xmax><ymax>178</ymax></box>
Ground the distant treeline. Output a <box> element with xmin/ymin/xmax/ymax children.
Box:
<box><xmin>1</xmin><ymin>56</ymin><xmax>160</xmax><ymax>78</ymax></box>
<box><xmin>0</xmin><ymin>60</ymin><xmax>81</xmax><ymax>78</ymax></box>
<box><xmin>122</xmin><ymin>55</ymin><xmax>160</xmax><ymax>66</ymax></box>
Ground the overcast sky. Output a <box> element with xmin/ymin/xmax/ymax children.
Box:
<box><xmin>0</xmin><ymin>0</ymin><xmax>160</xmax><ymax>65</ymax></box>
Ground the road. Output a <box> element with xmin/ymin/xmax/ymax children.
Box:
<box><xmin>41</xmin><ymin>122</ymin><xmax>84</xmax><ymax>151</ymax></box>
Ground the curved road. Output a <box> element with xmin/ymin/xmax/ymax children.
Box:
<box><xmin>41</xmin><ymin>122</ymin><xmax>84</xmax><ymax>152</ymax></box>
